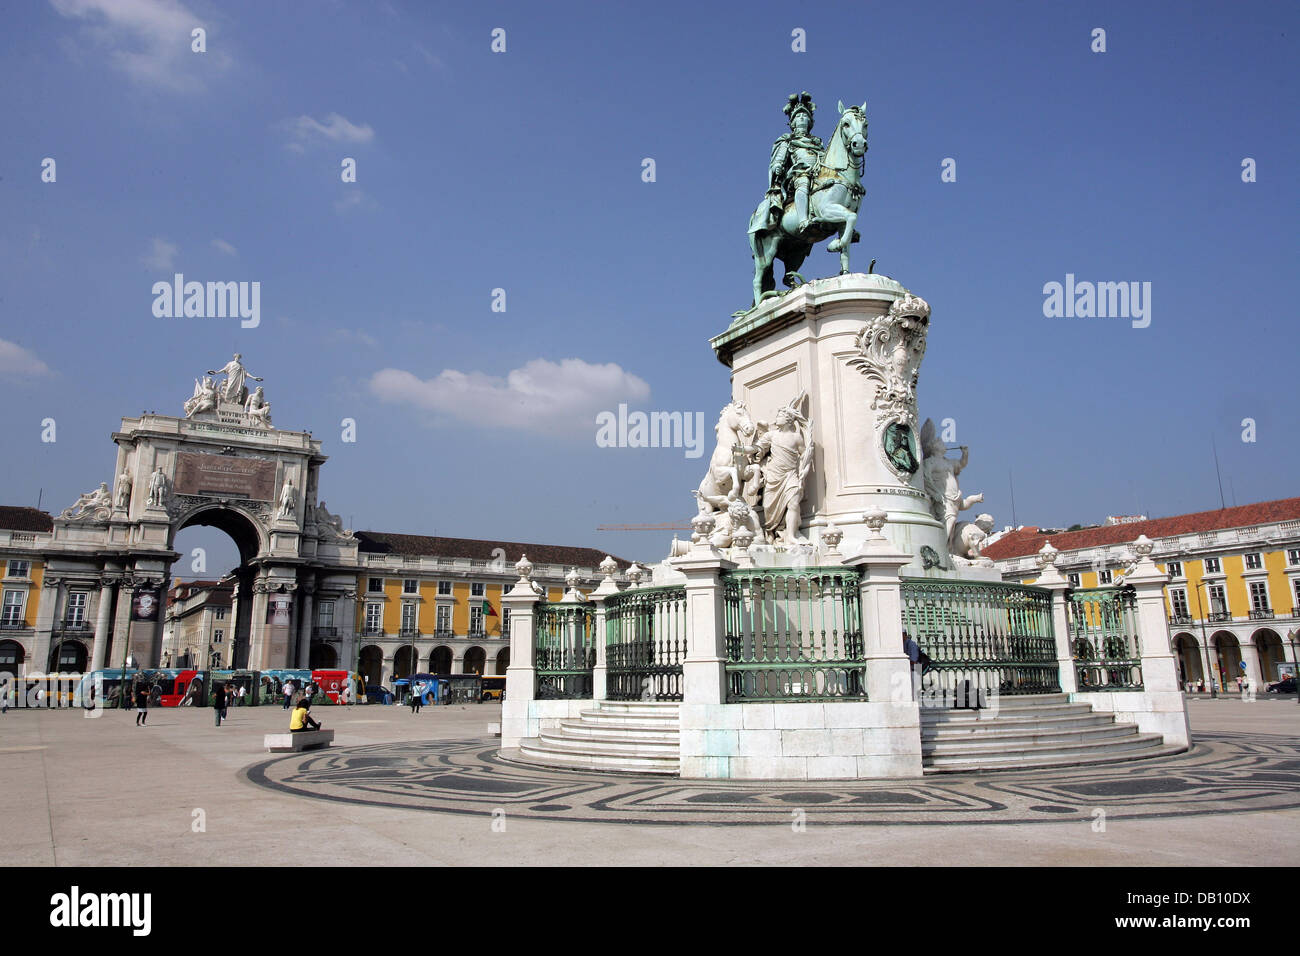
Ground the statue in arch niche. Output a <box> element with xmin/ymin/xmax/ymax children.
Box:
<box><xmin>756</xmin><ymin>392</ymin><xmax>815</xmax><ymax>546</ymax></box>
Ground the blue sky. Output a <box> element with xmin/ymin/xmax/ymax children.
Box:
<box><xmin>1</xmin><ymin>0</ymin><xmax>1296</xmax><ymax>575</ymax></box>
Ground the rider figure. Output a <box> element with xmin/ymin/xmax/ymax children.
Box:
<box><xmin>766</xmin><ymin>92</ymin><xmax>824</xmax><ymax>235</ymax></box>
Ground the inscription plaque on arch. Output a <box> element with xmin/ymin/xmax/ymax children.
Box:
<box><xmin>174</xmin><ymin>452</ymin><xmax>275</xmax><ymax>501</ymax></box>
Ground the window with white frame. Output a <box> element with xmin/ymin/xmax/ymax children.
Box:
<box><xmin>1294</xmin><ymin>579</ymin><xmax>1300</xmax><ymax>607</ymax></box>
<box><xmin>215</xmin><ymin>608</ymin><xmax>226</xmax><ymax>620</ymax></box>
<box><xmin>401</xmin><ymin>602</ymin><xmax>418</xmax><ymax>633</ymax></box>
<box><xmin>1166</xmin><ymin>561</ymin><xmax>1182</xmax><ymax>578</ymax></box>
<box><xmin>1098</xmin><ymin>570</ymin><xmax>1113</xmax><ymax>585</ymax></box>
<box><xmin>1248</xmin><ymin>581</ymin><xmax>1270</xmax><ymax>612</ymax></box>
<box><xmin>317</xmin><ymin>601</ymin><xmax>335</xmax><ymax>628</ymax></box>
<box><xmin>437</xmin><ymin>580</ymin><xmax>452</xmax><ymax>596</ymax></box>
<box><xmin>5</xmin><ymin>560</ymin><xmax>30</xmax><ymax>579</ymax></box>
<box><xmin>1244</xmin><ymin>553</ymin><xmax>1263</xmax><ymax>571</ymax></box>
<box><xmin>403</xmin><ymin>579</ymin><xmax>418</xmax><ymax>594</ymax></box>
<box><xmin>1</xmin><ymin>590</ymin><xmax>25</xmax><ymax>626</ymax></box>
<box><xmin>469</xmin><ymin>605</ymin><xmax>484</xmax><ymax>635</ymax></box>
<box><xmin>365</xmin><ymin>603</ymin><xmax>383</xmax><ymax>633</ymax></box>
<box><xmin>65</xmin><ymin>591</ymin><xmax>88</xmax><ymax>626</ymax></box>
<box><xmin>1208</xmin><ymin>584</ymin><xmax>1228</xmax><ymax>615</ymax></box>
<box><xmin>1288</xmin><ymin>548</ymin><xmax>1300</xmax><ymax>567</ymax></box>
<box><xmin>367</xmin><ymin>577</ymin><xmax>384</xmax><ymax>593</ymax></box>
<box><xmin>501</xmin><ymin>606</ymin><xmax>511</xmax><ymax>635</ymax></box>
<box><xmin>1169</xmin><ymin>589</ymin><xmax>1190</xmax><ymax>618</ymax></box>
<box><xmin>213</xmin><ymin>629</ymin><xmax>224</xmax><ymax>644</ymax></box>
<box><xmin>1067</xmin><ymin>573</ymin><xmax>1080</xmax><ymax>588</ymax></box>
<box><xmin>1203</xmin><ymin>557</ymin><xmax>1221</xmax><ymax>574</ymax></box>
<box><xmin>470</xmin><ymin>582</ymin><xmax>485</xmax><ymax>597</ymax></box>
<box><xmin>435</xmin><ymin>604</ymin><xmax>452</xmax><ymax>634</ymax></box>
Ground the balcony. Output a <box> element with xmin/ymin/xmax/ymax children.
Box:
<box><xmin>0</xmin><ymin>619</ymin><xmax>29</xmax><ymax>630</ymax></box>
<box><xmin>56</xmin><ymin>621</ymin><xmax>92</xmax><ymax>633</ymax></box>
<box><xmin>468</xmin><ymin>629</ymin><xmax>487</xmax><ymax>641</ymax></box>
<box><xmin>1248</xmin><ymin>608</ymin><xmax>1274</xmax><ymax>621</ymax></box>
<box><xmin>1207</xmin><ymin>611</ymin><xmax>1232</xmax><ymax>623</ymax></box>
<box><xmin>314</xmin><ymin>626</ymin><xmax>339</xmax><ymax>638</ymax></box>
<box><xmin>1168</xmin><ymin>612</ymin><xmax>1193</xmax><ymax>625</ymax></box>
<box><xmin>434</xmin><ymin>629</ymin><xmax>454</xmax><ymax>640</ymax></box>
<box><xmin>361</xmin><ymin>627</ymin><xmax>385</xmax><ymax>637</ymax></box>
<box><xmin>399</xmin><ymin>627</ymin><xmax>420</xmax><ymax>637</ymax></box>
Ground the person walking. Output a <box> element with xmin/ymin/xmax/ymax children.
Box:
<box><xmin>237</xmin><ymin>684</ymin><xmax>247</xmax><ymax>707</ymax></box>
<box><xmin>410</xmin><ymin>682</ymin><xmax>422</xmax><ymax>714</ymax></box>
<box><xmin>135</xmin><ymin>684</ymin><xmax>149</xmax><ymax>726</ymax></box>
<box><xmin>213</xmin><ymin>683</ymin><xmax>226</xmax><ymax>727</ymax></box>
<box><xmin>282</xmin><ymin>680</ymin><xmax>294</xmax><ymax>710</ymax></box>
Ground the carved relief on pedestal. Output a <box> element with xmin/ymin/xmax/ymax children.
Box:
<box><xmin>847</xmin><ymin>292</ymin><xmax>930</xmax><ymax>480</ymax></box>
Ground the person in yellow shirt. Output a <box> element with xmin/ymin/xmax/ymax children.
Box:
<box><xmin>290</xmin><ymin>699</ymin><xmax>321</xmax><ymax>733</ymax></box>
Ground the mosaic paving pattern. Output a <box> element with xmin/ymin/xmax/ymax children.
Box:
<box><xmin>243</xmin><ymin>731</ymin><xmax>1300</xmax><ymax>826</ymax></box>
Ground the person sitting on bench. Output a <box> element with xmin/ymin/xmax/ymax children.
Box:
<box><xmin>290</xmin><ymin>699</ymin><xmax>322</xmax><ymax>733</ymax></box>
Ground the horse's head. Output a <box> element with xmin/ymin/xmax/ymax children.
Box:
<box><xmin>836</xmin><ymin>101</ymin><xmax>868</xmax><ymax>159</ymax></box>
<box><xmin>717</xmin><ymin>400</ymin><xmax>754</xmax><ymax>437</ymax></box>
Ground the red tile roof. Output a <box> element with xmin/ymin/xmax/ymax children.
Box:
<box><xmin>355</xmin><ymin>531</ymin><xmax>630</xmax><ymax>570</ymax></box>
<box><xmin>0</xmin><ymin>506</ymin><xmax>53</xmax><ymax>533</ymax></box>
<box><xmin>982</xmin><ymin>497</ymin><xmax>1300</xmax><ymax>561</ymax></box>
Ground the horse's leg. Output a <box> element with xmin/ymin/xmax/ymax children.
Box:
<box><xmin>820</xmin><ymin>194</ymin><xmax>856</xmax><ymax>273</ymax></box>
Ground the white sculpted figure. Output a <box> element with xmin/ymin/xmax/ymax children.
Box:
<box><xmin>207</xmin><ymin>353</ymin><xmax>262</xmax><ymax>406</ymax></box>
<box><xmin>953</xmin><ymin>513</ymin><xmax>995</xmax><ymax>560</ymax></box>
<box><xmin>148</xmin><ymin>467</ymin><xmax>169</xmax><ymax>508</ymax></box>
<box><xmin>756</xmin><ymin>393</ymin><xmax>815</xmax><ymax>545</ymax></box>
<box><xmin>115</xmin><ymin>471</ymin><xmax>132</xmax><ymax>510</ymax></box>
<box><xmin>62</xmin><ymin>482</ymin><xmax>112</xmax><ymax>520</ymax></box>
<box><xmin>920</xmin><ymin>418</ymin><xmax>984</xmax><ymax>553</ymax></box>
<box><xmin>184</xmin><ymin>376</ymin><xmax>218</xmax><ymax>418</ymax></box>
<box><xmin>278</xmin><ymin>477</ymin><xmax>297</xmax><ymax>519</ymax></box>
<box><xmin>314</xmin><ymin>500</ymin><xmax>351</xmax><ymax>537</ymax></box>
<box><xmin>245</xmin><ymin>387</ymin><xmax>272</xmax><ymax>428</ymax></box>
<box><xmin>694</xmin><ymin>401</ymin><xmax>759</xmax><ymax>514</ymax></box>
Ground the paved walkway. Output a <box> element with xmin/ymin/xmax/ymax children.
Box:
<box><xmin>1</xmin><ymin>698</ymin><xmax>1296</xmax><ymax>866</ymax></box>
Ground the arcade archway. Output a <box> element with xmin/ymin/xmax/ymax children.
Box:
<box><xmin>495</xmin><ymin>647</ymin><xmax>510</xmax><ymax>675</ymax></box>
<box><xmin>0</xmin><ymin>639</ymin><xmax>24</xmax><ymax>677</ymax></box>
<box><xmin>1172</xmin><ymin>633</ymin><xmax>1202</xmax><ymax>687</ymax></box>
<box><xmin>1212</xmin><ymin>631</ymin><xmax>1242</xmax><ymax>691</ymax></box>
<box><xmin>359</xmin><ymin>645</ymin><xmax>383</xmax><ymax>687</ymax></box>
<box><xmin>464</xmin><ymin>646</ymin><xmax>486</xmax><ymax>675</ymax></box>
<box><xmin>1253</xmin><ymin>629</ymin><xmax>1284</xmax><ymax>684</ymax></box>
<box><xmin>430</xmin><ymin>645</ymin><xmax>452</xmax><ymax>674</ymax></box>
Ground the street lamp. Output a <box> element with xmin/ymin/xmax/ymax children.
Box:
<box><xmin>1190</xmin><ymin>580</ymin><xmax>1217</xmax><ymax>699</ymax></box>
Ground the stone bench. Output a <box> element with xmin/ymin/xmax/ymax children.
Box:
<box><xmin>264</xmin><ymin>729</ymin><xmax>335</xmax><ymax>752</ymax></box>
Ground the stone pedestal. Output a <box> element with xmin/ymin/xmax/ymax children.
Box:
<box><xmin>710</xmin><ymin>274</ymin><xmax>950</xmax><ymax>571</ymax></box>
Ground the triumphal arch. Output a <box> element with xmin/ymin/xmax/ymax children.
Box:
<box><xmin>39</xmin><ymin>355</ymin><xmax>361</xmax><ymax>674</ymax></box>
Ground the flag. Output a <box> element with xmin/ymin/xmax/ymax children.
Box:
<box><xmin>482</xmin><ymin>600</ymin><xmax>498</xmax><ymax>617</ymax></box>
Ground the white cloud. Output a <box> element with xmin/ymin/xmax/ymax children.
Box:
<box><xmin>211</xmin><ymin>237</ymin><xmax>237</xmax><ymax>256</ymax></box>
<box><xmin>0</xmin><ymin>340</ymin><xmax>52</xmax><ymax>380</ymax></box>
<box><xmin>370</xmin><ymin>358</ymin><xmax>651</xmax><ymax>434</ymax></box>
<box><xmin>141</xmin><ymin>237</ymin><xmax>178</xmax><ymax>270</ymax></box>
<box><xmin>327</xmin><ymin>328</ymin><xmax>379</xmax><ymax>348</ymax></box>
<box><xmin>50</xmin><ymin>0</ymin><xmax>226</xmax><ymax>91</ymax></box>
<box><xmin>286</xmin><ymin>112</ymin><xmax>375</xmax><ymax>148</ymax></box>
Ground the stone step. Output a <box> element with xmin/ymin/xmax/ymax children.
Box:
<box><xmin>921</xmin><ymin>703</ymin><xmax>1095</xmax><ymax>722</ymax></box>
<box><xmin>558</xmin><ymin>720</ymin><xmax>679</xmax><ymax>742</ymax></box>
<box><xmin>925</xmin><ymin>731</ymin><xmax>1168</xmax><ymax>766</ymax></box>
<box><xmin>923</xmin><ymin>713</ymin><xmax>1115</xmax><ymax>736</ymax></box>
<box><xmin>513</xmin><ymin>741</ymin><xmax>679</xmax><ymax>775</ymax></box>
<box><xmin>922</xmin><ymin>740</ymin><xmax>1185</xmax><ymax>774</ymax></box>
<box><xmin>576</xmin><ymin>710</ymin><xmax>681</xmax><ymax>728</ymax></box>
<box><xmin>537</xmin><ymin>730</ymin><xmax>678</xmax><ymax>756</ymax></box>
<box><xmin>594</xmin><ymin>701</ymin><xmax>682</xmax><ymax>714</ymax></box>
<box><xmin>922</xmin><ymin>723</ymin><xmax>1138</xmax><ymax>752</ymax></box>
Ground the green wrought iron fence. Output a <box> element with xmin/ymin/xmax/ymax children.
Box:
<box><xmin>723</xmin><ymin>567</ymin><xmax>865</xmax><ymax>702</ymax></box>
<box><xmin>534</xmin><ymin>602</ymin><xmax>594</xmax><ymax>699</ymax></box>
<box><xmin>1066</xmin><ymin>585</ymin><xmax>1143</xmax><ymax>690</ymax></box>
<box><xmin>900</xmin><ymin>579</ymin><xmax>1059</xmax><ymax>697</ymax></box>
<box><xmin>605</xmin><ymin>584</ymin><xmax>686</xmax><ymax>701</ymax></box>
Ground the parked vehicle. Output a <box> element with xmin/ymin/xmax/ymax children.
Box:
<box><xmin>1267</xmin><ymin>677</ymin><xmax>1296</xmax><ymax>693</ymax></box>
